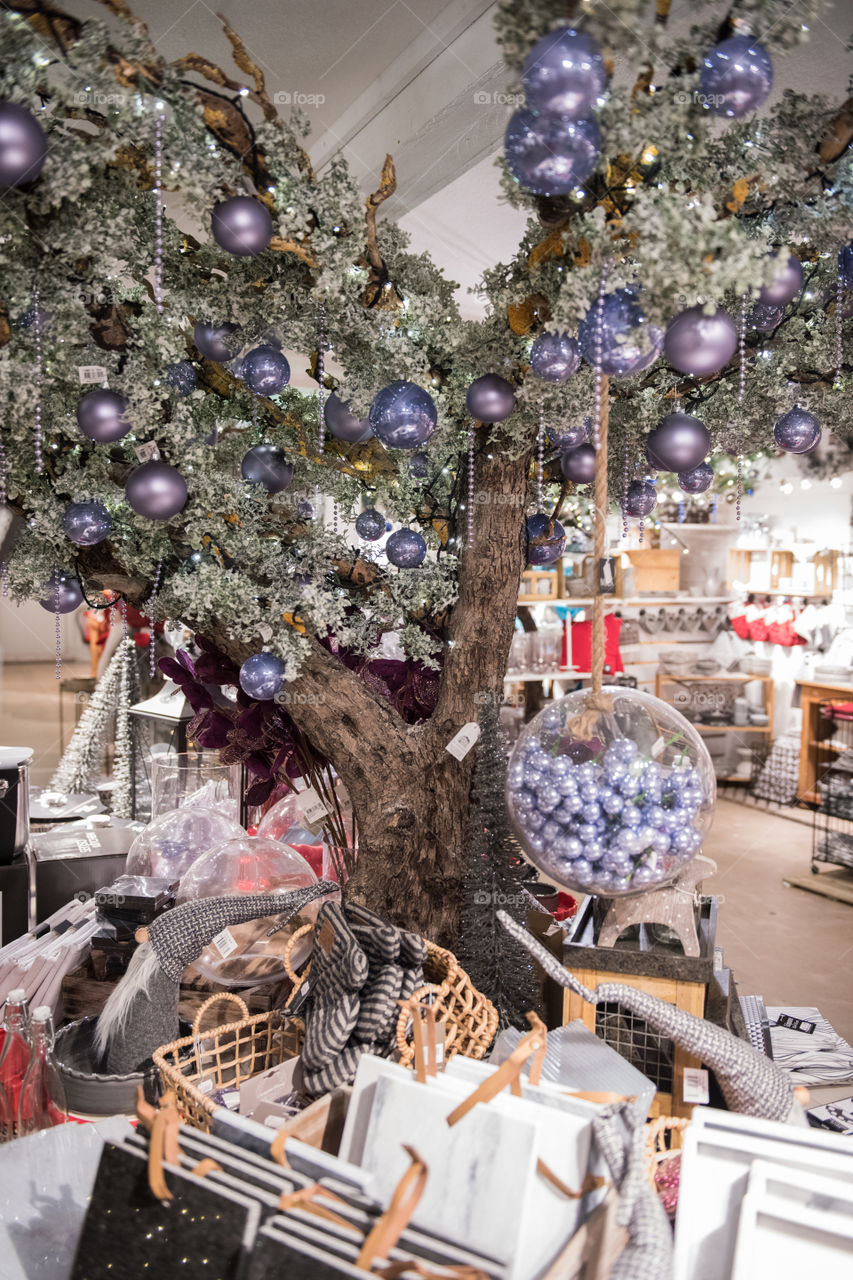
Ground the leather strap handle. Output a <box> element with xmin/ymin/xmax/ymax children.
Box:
<box><xmin>191</xmin><ymin>1157</ymin><xmax>223</xmax><ymax>1179</ymax></box>
<box><xmin>356</xmin><ymin>1146</ymin><xmax>428</xmax><ymax>1270</ymax></box>
<box><xmin>446</xmin><ymin>1023</ymin><xmax>545</xmax><ymax>1126</ymax></box>
<box><xmin>277</xmin><ymin>1183</ymin><xmax>359</xmax><ymax>1234</ymax></box>
<box><xmin>136</xmin><ymin>1088</ymin><xmax>183</xmax><ymax>1203</ymax></box>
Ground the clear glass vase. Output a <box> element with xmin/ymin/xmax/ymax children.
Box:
<box><xmin>150</xmin><ymin>750</ymin><xmax>241</xmax><ymax>822</ymax></box>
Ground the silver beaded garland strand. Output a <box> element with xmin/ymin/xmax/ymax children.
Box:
<box><xmin>736</xmin><ymin>294</ymin><xmax>747</xmax><ymax>522</ymax></box>
<box><xmin>0</xmin><ymin>426</ymin><xmax>8</xmax><ymax>592</ymax></box>
<box><xmin>536</xmin><ymin>405</ymin><xmax>545</xmax><ymax>513</ymax></box>
<box><xmin>153</xmin><ymin>110</ymin><xmax>164</xmax><ymax>314</ymax></box>
<box><xmin>621</xmin><ymin>442</ymin><xmax>630</xmax><ymax>540</ymax></box>
<box><xmin>54</xmin><ymin>576</ymin><xmax>62</xmax><ymax>681</ymax></box>
<box><xmin>33</xmin><ymin>287</ymin><xmax>43</xmax><ymax>475</ymax></box>
<box><xmin>592</xmin><ymin>262</ymin><xmax>610</xmax><ymax>451</ymax></box>
<box><xmin>467</xmin><ymin>421</ymin><xmax>475</xmax><ymax>549</ymax></box>
<box><xmin>836</xmin><ymin>260</ymin><xmax>844</xmax><ymax>389</ymax></box>
<box><xmin>316</xmin><ymin>303</ymin><xmax>326</xmax><ymax>456</ymax></box>
<box><xmin>148</xmin><ymin>559</ymin><xmax>162</xmax><ymax>679</ymax></box>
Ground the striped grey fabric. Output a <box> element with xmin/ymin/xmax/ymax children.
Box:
<box><xmin>353</xmin><ymin>963</ymin><xmax>405</xmax><ymax>1041</ymax></box>
<box><xmin>593</xmin><ymin>1103</ymin><xmax>674</xmax><ymax>1280</ymax></box>
<box><xmin>301</xmin><ymin>902</ymin><xmax>368</xmax><ymax>1071</ymax></box>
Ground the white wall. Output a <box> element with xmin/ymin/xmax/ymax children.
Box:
<box><xmin>0</xmin><ymin>600</ymin><xmax>89</xmax><ymax>664</ymax></box>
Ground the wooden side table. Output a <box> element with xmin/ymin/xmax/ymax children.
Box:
<box><xmin>796</xmin><ymin>678</ymin><xmax>853</xmax><ymax>804</ymax></box>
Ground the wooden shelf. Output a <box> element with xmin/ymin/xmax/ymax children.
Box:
<box><xmin>519</xmin><ymin>595</ymin><xmax>732</xmax><ymax>609</ymax></box>
<box><xmin>808</xmin><ymin>739</ymin><xmax>848</xmax><ymax>752</ymax></box>
<box><xmin>694</xmin><ymin>724</ymin><xmax>771</xmax><ymax>734</ymax></box>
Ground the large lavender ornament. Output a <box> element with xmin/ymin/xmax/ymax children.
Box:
<box><xmin>664</xmin><ymin>307</ymin><xmax>737</xmax><ymax>376</ymax></box>
<box><xmin>38</xmin><ymin>572</ymin><xmax>83</xmax><ymax>614</ymax></box>
<box><xmin>773</xmin><ymin>407</ymin><xmax>821</xmax><ymax>454</ymax></box>
<box><xmin>324</xmin><ymin>394</ymin><xmax>372</xmax><ymax>443</ymax></box>
<box><xmin>240</xmin><ymin>653</ymin><xmax>286</xmax><ymax>701</ymax></box>
<box><xmin>194</xmin><ymin>322</ymin><xmax>241</xmax><ymax>362</ymax></box>
<box><xmin>211</xmin><ymin>195</ymin><xmax>273</xmax><ymax>257</ymax></box>
<box><xmin>561</xmin><ymin>443</ymin><xmax>596</xmax><ymax>484</ymax></box>
<box><xmin>526</xmin><ymin>514</ymin><xmax>566</xmax><ymax>566</ymax></box>
<box><xmin>757</xmin><ymin>253</ymin><xmax>803</xmax><ymax>306</ymax></box>
<box><xmin>77</xmin><ymin>389</ymin><xmax>131</xmax><ymax>444</ymax></box>
<box><xmin>522</xmin><ymin>28</ymin><xmax>607</xmax><ymax>119</ymax></box>
<box><xmin>504</xmin><ymin>110</ymin><xmax>601</xmax><ymax>196</ymax></box>
<box><xmin>466</xmin><ymin>374</ymin><xmax>516</xmax><ymax>422</ymax></box>
<box><xmin>241</xmin><ymin>445</ymin><xmax>293</xmax><ymax>493</ymax></box>
<box><xmin>530</xmin><ymin>332</ymin><xmax>581</xmax><ymax>383</ymax></box>
<box><xmin>0</xmin><ymin>101</ymin><xmax>47</xmax><ymax>187</ymax></box>
<box><xmin>242</xmin><ymin>345</ymin><xmax>291</xmax><ymax>395</ymax></box>
<box><xmin>678</xmin><ymin>462</ymin><xmax>714</xmax><ymax>494</ymax></box>
<box><xmin>646</xmin><ymin>413</ymin><xmax>710</xmax><ymax>473</ymax></box>
<box><xmin>126</xmin><ymin>462</ymin><xmax>188</xmax><ymax>520</ymax></box>
<box><xmin>699</xmin><ymin>36</ymin><xmax>773</xmax><ymax>119</ymax></box>
<box><xmin>386</xmin><ymin>528</ymin><xmax>427</xmax><ymax>568</ymax></box>
<box><xmin>62</xmin><ymin>500</ymin><xmax>112</xmax><ymax>546</ymax></box>
<box><xmin>355</xmin><ymin>508</ymin><xmax>387</xmax><ymax>541</ymax></box>
<box><xmin>369</xmin><ymin>381</ymin><xmax>437</xmax><ymax>449</ymax></box>
<box><xmin>624</xmin><ymin>481</ymin><xmax>657</xmax><ymax>518</ymax></box>
<box><xmin>578</xmin><ymin>288</ymin><xmax>662</xmax><ymax>377</ymax></box>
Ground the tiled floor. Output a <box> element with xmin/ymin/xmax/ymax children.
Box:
<box><xmin>2</xmin><ymin>661</ymin><xmax>852</xmax><ymax>1041</ymax></box>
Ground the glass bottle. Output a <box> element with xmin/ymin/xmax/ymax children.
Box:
<box><xmin>0</xmin><ymin>989</ymin><xmax>31</xmax><ymax>1141</ymax></box>
<box><xmin>17</xmin><ymin>1005</ymin><xmax>68</xmax><ymax>1136</ymax></box>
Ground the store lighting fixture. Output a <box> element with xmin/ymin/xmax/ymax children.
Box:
<box><xmin>800</xmin><ymin>479</ymin><xmax>812</xmax><ymax>489</ymax></box>
<box><xmin>830</xmin><ymin>477</ymin><xmax>844</xmax><ymax>488</ymax></box>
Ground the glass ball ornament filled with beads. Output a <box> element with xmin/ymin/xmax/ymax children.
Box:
<box><xmin>699</xmin><ymin>35</ymin><xmax>773</xmax><ymax>119</ymax></box>
<box><xmin>355</xmin><ymin>507</ymin><xmax>387</xmax><ymax>541</ymax></box>
<box><xmin>0</xmin><ymin>101</ymin><xmax>48</xmax><ymax>187</ymax></box>
<box><xmin>578</xmin><ymin>288</ymin><xmax>662</xmax><ymax>377</ymax></box>
<box><xmin>530</xmin><ymin>332</ymin><xmax>581</xmax><ymax>383</ymax></box>
<box><xmin>504</xmin><ymin>109</ymin><xmax>601</xmax><ymax>196</ymax></box>
<box><xmin>522</xmin><ymin>28</ymin><xmax>607</xmax><ymax>120</ymax></box>
<box><xmin>62</xmin><ymin>500</ymin><xmax>112</xmax><ymax>546</ymax></box>
<box><xmin>386</xmin><ymin>528</ymin><xmax>427</xmax><ymax>568</ymax></box>
<box><xmin>126</xmin><ymin>806</ymin><xmax>245</xmax><ymax>881</ymax></box>
<box><xmin>211</xmin><ymin>195</ymin><xmax>273</xmax><ymax>257</ymax></box>
<box><xmin>369</xmin><ymin>381</ymin><xmax>437</xmax><ymax>449</ymax></box>
<box><xmin>525</xmin><ymin>514</ymin><xmax>566</xmax><ymax>566</ymax></box>
<box><xmin>773</xmin><ymin>406</ymin><xmax>821</xmax><ymax>454</ymax></box>
<box><xmin>506</xmin><ymin>686</ymin><xmax>716</xmax><ymax>897</ymax></box>
<box><xmin>38</xmin><ymin>571</ymin><xmax>83</xmax><ymax>614</ymax></box>
<box><xmin>242</xmin><ymin>345</ymin><xmax>291</xmax><ymax>396</ymax></box>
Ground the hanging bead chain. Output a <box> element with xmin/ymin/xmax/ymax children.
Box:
<box><xmin>252</xmin><ymin>393</ymin><xmax>259</xmax><ymax>432</ymax></box>
<box><xmin>638</xmin><ymin>516</ymin><xmax>645</xmax><ymax>546</ymax></box>
<box><xmin>316</xmin><ymin>304</ymin><xmax>326</xmax><ymax>456</ymax></box>
<box><xmin>0</xmin><ymin>561</ymin><xmax>8</xmax><ymax>597</ymax></box>
<box><xmin>54</xmin><ymin>577</ymin><xmax>62</xmax><ymax>680</ymax></box>
<box><xmin>621</xmin><ymin>442</ymin><xmax>630</xmax><ymax>539</ymax></box>
<box><xmin>0</xmin><ymin>420</ymin><xmax>8</xmax><ymax>592</ymax></box>
<box><xmin>467</xmin><ymin>422</ymin><xmax>475</xmax><ymax>549</ymax></box>
<box><xmin>592</xmin><ymin>262</ymin><xmax>610</xmax><ymax>451</ymax></box>
<box><xmin>736</xmin><ymin>294</ymin><xmax>747</xmax><ymax>522</ymax></box>
<box><xmin>835</xmin><ymin>260</ymin><xmax>844</xmax><ymax>389</ymax></box>
<box><xmin>148</xmin><ymin>560</ymin><xmax>162</xmax><ymax>679</ymax></box>
<box><xmin>536</xmin><ymin>405</ymin><xmax>545</xmax><ymax>513</ymax></box>
<box><xmin>712</xmin><ymin>494</ymin><xmax>718</xmax><ymax>524</ymax></box>
<box><xmin>332</xmin><ymin>501</ymin><xmax>338</xmax><ymax>535</ymax></box>
<box><xmin>153</xmin><ymin>112</ymin><xmax>164</xmax><ymax>314</ymax></box>
<box><xmin>33</xmin><ymin>287</ymin><xmax>43</xmax><ymax>475</ymax></box>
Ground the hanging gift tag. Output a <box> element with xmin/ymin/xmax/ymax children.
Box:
<box><xmin>651</xmin><ymin>736</ymin><xmax>665</xmax><ymax>758</ymax></box>
<box><xmin>78</xmin><ymin>365</ymin><xmax>108</xmax><ymax>385</ymax></box>
<box><xmin>134</xmin><ymin>441</ymin><xmax>161</xmax><ymax>464</ymax></box>
<box><xmin>300</xmin><ymin>786</ymin><xmax>328</xmax><ymax>831</ymax></box>
<box><xmin>775</xmin><ymin>1013</ymin><xmax>817</xmax><ymax>1034</ymax></box>
<box><xmin>445</xmin><ymin>722</ymin><xmax>480</xmax><ymax>761</ymax></box>
<box><xmin>198</xmin><ymin>1077</ymin><xmax>214</xmax><ymax>1095</ymax></box>
<box><xmin>597</xmin><ymin>557</ymin><xmax>617</xmax><ymax>594</ymax></box>
<box><xmin>211</xmin><ymin>927</ymin><xmax>238</xmax><ymax>960</ymax></box>
<box><xmin>682</xmin><ymin>1067</ymin><xmax>710</xmax><ymax>1105</ymax></box>
<box><xmin>258</xmin><ymin>623</ymin><xmax>273</xmax><ymax>643</ymax></box>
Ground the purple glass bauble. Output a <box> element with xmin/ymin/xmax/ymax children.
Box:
<box><xmin>699</xmin><ymin>36</ymin><xmax>773</xmax><ymax>119</ymax></box>
<box><xmin>530</xmin><ymin>332</ymin><xmax>581</xmax><ymax>383</ymax></box>
<box><xmin>76</xmin><ymin>389</ymin><xmax>131</xmax><ymax>444</ymax></box>
<box><xmin>750</xmin><ymin>303</ymin><xmax>785</xmax><ymax>333</ymax></box>
<box><xmin>526</xmin><ymin>513</ymin><xmax>566</xmax><ymax>566</ymax></box>
<box><xmin>211</xmin><ymin>195</ymin><xmax>273</xmax><ymax>257</ymax></box>
<box><xmin>126</xmin><ymin>461</ymin><xmax>188</xmax><ymax>520</ymax></box>
<box><xmin>242</xmin><ymin>345</ymin><xmax>291</xmax><ymax>395</ymax></box>
<box><xmin>624</xmin><ymin>480</ymin><xmax>657</xmax><ymax>518</ymax></box>
<box><xmin>165</xmin><ymin>361</ymin><xmax>197</xmax><ymax>396</ymax></box>
<box><xmin>578</xmin><ymin>288</ymin><xmax>662</xmax><ymax>377</ymax></box>
<box><xmin>194</xmin><ymin>321</ymin><xmax>241</xmax><ymax>362</ymax></box>
<box><xmin>297</xmin><ymin>499</ymin><xmax>314</xmax><ymax>520</ymax></box>
<box><xmin>663</xmin><ymin>307</ymin><xmax>737</xmax><ymax>376</ymax></box>
<box><xmin>62</xmin><ymin>500</ymin><xmax>112</xmax><ymax>546</ymax></box>
<box><xmin>677</xmin><ymin>461</ymin><xmax>714</xmax><ymax>494</ymax></box>
<box><xmin>646</xmin><ymin>413</ymin><xmax>710</xmax><ymax>473</ymax></box>
<box><xmin>369</xmin><ymin>381</ymin><xmax>437</xmax><ymax>449</ymax></box>
<box><xmin>386</xmin><ymin>528</ymin><xmax>427</xmax><ymax>568</ymax></box>
<box><xmin>839</xmin><ymin>242</ymin><xmax>853</xmax><ymax>289</ymax></box>
<box><xmin>549</xmin><ymin>418</ymin><xmax>590</xmax><ymax>450</ymax></box>
<box><xmin>561</xmin><ymin>443</ymin><xmax>596</xmax><ymax>484</ymax></box>
<box><xmin>239</xmin><ymin>652</ymin><xmax>286</xmax><ymax>701</ymax></box>
<box><xmin>466</xmin><ymin>374</ymin><xmax>516</xmax><ymax>422</ymax></box>
<box><xmin>38</xmin><ymin>572</ymin><xmax>83</xmax><ymax>614</ymax></box>
<box><xmin>504</xmin><ymin>109</ymin><xmax>601</xmax><ymax>196</ymax></box>
<box><xmin>773</xmin><ymin>407</ymin><xmax>821</xmax><ymax>454</ymax></box>
<box><xmin>409</xmin><ymin>452</ymin><xmax>429</xmax><ymax>479</ymax></box>
<box><xmin>355</xmin><ymin>508</ymin><xmax>387</xmax><ymax>541</ymax></box>
<box><xmin>324</xmin><ymin>393</ymin><xmax>372</xmax><ymax>443</ymax></box>
<box><xmin>522</xmin><ymin>28</ymin><xmax>607</xmax><ymax>119</ymax></box>
<box><xmin>0</xmin><ymin>101</ymin><xmax>47</xmax><ymax>187</ymax></box>
<box><xmin>757</xmin><ymin>253</ymin><xmax>803</xmax><ymax>306</ymax></box>
<box><xmin>241</xmin><ymin>445</ymin><xmax>293</xmax><ymax>494</ymax></box>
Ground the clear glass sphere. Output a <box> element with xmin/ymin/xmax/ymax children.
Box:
<box><xmin>257</xmin><ymin>782</ymin><xmax>357</xmax><ymax>882</ymax></box>
<box><xmin>125</xmin><ymin>806</ymin><xmax>245</xmax><ymax>881</ymax></box>
<box><xmin>506</xmin><ymin>686</ymin><xmax>716</xmax><ymax>896</ymax></box>
<box><xmin>176</xmin><ymin>835</ymin><xmax>320</xmax><ymax>987</ymax></box>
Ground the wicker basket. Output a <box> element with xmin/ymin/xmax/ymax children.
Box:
<box><xmin>152</xmin><ymin>992</ymin><xmax>303</xmax><ymax>1132</ymax></box>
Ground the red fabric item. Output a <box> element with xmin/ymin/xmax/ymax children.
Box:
<box><xmin>560</xmin><ymin>619</ymin><xmax>568</xmax><ymax>671</ymax></box>
<box><xmin>731</xmin><ymin>613</ymin><xmax>750</xmax><ymax>640</ymax></box>
<box><xmin>570</xmin><ymin>614</ymin><xmax>623</xmax><ymax>674</ymax></box>
<box><xmin>290</xmin><ymin>842</ymin><xmax>325</xmax><ymax>878</ymax></box>
<box><xmin>767</xmin><ymin>618</ymin><xmax>806</xmax><ymax>647</ymax></box>
<box><xmin>747</xmin><ymin>613</ymin><xmax>768</xmax><ymax>642</ymax></box>
<box><xmin>553</xmin><ymin>892</ymin><xmax>579</xmax><ymax>922</ymax></box>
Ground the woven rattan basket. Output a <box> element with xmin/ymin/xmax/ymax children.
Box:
<box><xmin>152</xmin><ymin>992</ymin><xmax>303</xmax><ymax>1132</ymax></box>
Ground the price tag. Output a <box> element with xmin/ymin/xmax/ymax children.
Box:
<box><xmin>211</xmin><ymin>927</ymin><xmax>238</xmax><ymax>959</ymax></box>
<box><xmin>258</xmin><ymin>624</ymin><xmax>273</xmax><ymax>643</ymax></box>
<box><xmin>198</xmin><ymin>1078</ymin><xmax>214</xmax><ymax>1095</ymax></box>
<box><xmin>651</xmin><ymin>736</ymin><xmax>665</xmax><ymax>758</ymax></box>
<box><xmin>301</xmin><ymin>786</ymin><xmax>328</xmax><ymax>829</ymax></box>
<box><xmin>682</xmin><ymin>1067</ymin><xmax>710</xmax><ymax>1105</ymax></box>
<box><xmin>78</xmin><ymin>365</ymin><xmax>108</xmax><ymax>385</ymax></box>
<box><xmin>134</xmin><ymin>442</ymin><xmax>161</xmax><ymax>463</ymax></box>
<box><xmin>445</xmin><ymin>722</ymin><xmax>480</xmax><ymax>761</ymax></box>
<box><xmin>775</xmin><ymin>1013</ymin><xmax>817</xmax><ymax>1034</ymax></box>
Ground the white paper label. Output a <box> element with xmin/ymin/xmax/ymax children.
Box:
<box><xmin>301</xmin><ymin>786</ymin><xmax>328</xmax><ymax>827</ymax></box>
<box><xmin>445</xmin><ymin>722</ymin><xmax>480</xmax><ymax>761</ymax></box>
<box><xmin>258</xmin><ymin>623</ymin><xmax>273</xmax><ymax>643</ymax></box>
<box><xmin>198</xmin><ymin>1078</ymin><xmax>214</xmax><ymax>1094</ymax></box>
<box><xmin>85</xmin><ymin>831</ymin><xmax>101</xmax><ymax>849</ymax></box>
<box><xmin>682</xmin><ymin>1067</ymin><xmax>710</xmax><ymax>1105</ymax></box>
<box><xmin>211</xmin><ymin>927</ymin><xmax>238</xmax><ymax>959</ymax></box>
<box><xmin>134</xmin><ymin>442</ymin><xmax>161</xmax><ymax>463</ymax></box>
<box><xmin>78</xmin><ymin>365</ymin><xmax>108</xmax><ymax>385</ymax></box>
<box><xmin>651</xmin><ymin>736</ymin><xmax>665</xmax><ymax>758</ymax></box>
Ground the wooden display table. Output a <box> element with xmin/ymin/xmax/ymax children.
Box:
<box><xmin>796</xmin><ymin>678</ymin><xmax>853</xmax><ymax>804</ymax></box>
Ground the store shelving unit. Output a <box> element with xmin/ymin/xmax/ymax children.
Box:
<box><xmin>811</xmin><ymin>704</ymin><xmax>853</xmax><ymax>876</ymax></box>
<box><xmin>654</xmin><ymin>672</ymin><xmax>774</xmax><ymax>784</ymax></box>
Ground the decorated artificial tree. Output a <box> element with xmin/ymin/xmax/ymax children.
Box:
<box><xmin>0</xmin><ymin>0</ymin><xmax>850</xmax><ymax>942</ymax></box>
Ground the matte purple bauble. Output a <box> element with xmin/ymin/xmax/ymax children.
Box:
<box><xmin>193</xmin><ymin>321</ymin><xmax>241</xmax><ymax>362</ymax></box>
<box><xmin>386</xmin><ymin>528</ymin><xmax>427</xmax><ymax>568</ymax></box>
<box><xmin>750</xmin><ymin>303</ymin><xmax>785</xmax><ymax>333</ymax></box>
<box><xmin>239</xmin><ymin>652</ymin><xmax>286</xmax><ymax>701</ymax></box>
<box><xmin>646</xmin><ymin>413</ymin><xmax>710</xmax><ymax>473</ymax></box>
<box><xmin>38</xmin><ymin>572</ymin><xmax>83</xmax><ymax>614</ymax></box>
<box><xmin>76</xmin><ymin>389</ymin><xmax>131</xmax><ymax>444</ymax></box>
<box><xmin>530</xmin><ymin>332</ymin><xmax>581</xmax><ymax>383</ymax></box>
<box><xmin>504</xmin><ymin>109</ymin><xmax>601</xmax><ymax>196</ymax></box>
<box><xmin>211</xmin><ymin>195</ymin><xmax>273</xmax><ymax>257</ymax></box>
<box><xmin>526</xmin><ymin>513</ymin><xmax>566</xmax><ymax>566</ymax></box>
<box><xmin>409</xmin><ymin>452</ymin><xmax>429</xmax><ymax>479</ymax></box>
<box><xmin>355</xmin><ymin>508</ymin><xmax>387</xmax><ymax>541</ymax></box>
<box><xmin>242</xmin><ymin>345</ymin><xmax>291</xmax><ymax>395</ymax></box>
<box><xmin>522</xmin><ymin>28</ymin><xmax>607</xmax><ymax>119</ymax></box>
<box><xmin>549</xmin><ymin>418</ymin><xmax>590</xmax><ymax>450</ymax></box>
<box><xmin>126</xmin><ymin>461</ymin><xmax>188</xmax><ymax>520</ymax></box>
<box><xmin>0</xmin><ymin>101</ymin><xmax>47</xmax><ymax>187</ymax></box>
<box><xmin>165</xmin><ymin>361</ymin><xmax>197</xmax><ymax>395</ymax></box>
<box><xmin>699</xmin><ymin>36</ymin><xmax>773</xmax><ymax>119</ymax></box>
<box><xmin>578</xmin><ymin>288</ymin><xmax>662</xmax><ymax>377</ymax></box>
<box><xmin>466</xmin><ymin>374</ymin><xmax>516</xmax><ymax>422</ymax></box>
<box><xmin>757</xmin><ymin>253</ymin><xmax>803</xmax><ymax>306</ymax></box>
<box><xmin>369</xmin><ymin>381</ymin><xmax>437</xmax><ymax>449</ymax></box>
<box><xmin>624</xmin><ymin>481</ymin><xmax>657</xmax><ymax>518</ymax></box>
<box><xmin>241</xmin><ymin>445</ymin><xmax>293</xmax><ymax>494</ymax></box>
<box><xmin>324</xmin><ymin>393</ymin><xmax>372</xmax><ymax>443</ymax></box>
<box><xmin>677</xmin><ymin>461</ymin><xmax>714</xmax><ymax>494</ymax></box>
<box><xmin>561</xmin><ymin>443</ymin><xmax>596</xmax><ymax>484</ymax></box>
<box><xmin>773</xmin><ymin>407</ymin><xmax>821</xmax><ymax>455</ymax></box>
<box><xmin>663</xmin><ymin>307</ymin><xmax>737</xmax><ymax>376</ymax></box>
<box><xmin>839</xmin><ymin>242</ymin><xmax>853</xmax><ymax>289</ymax></box>
<box><xmin>62</xmin><ymin>500</ymin><xmax>112</xmax><ymax>546</ymax></box>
